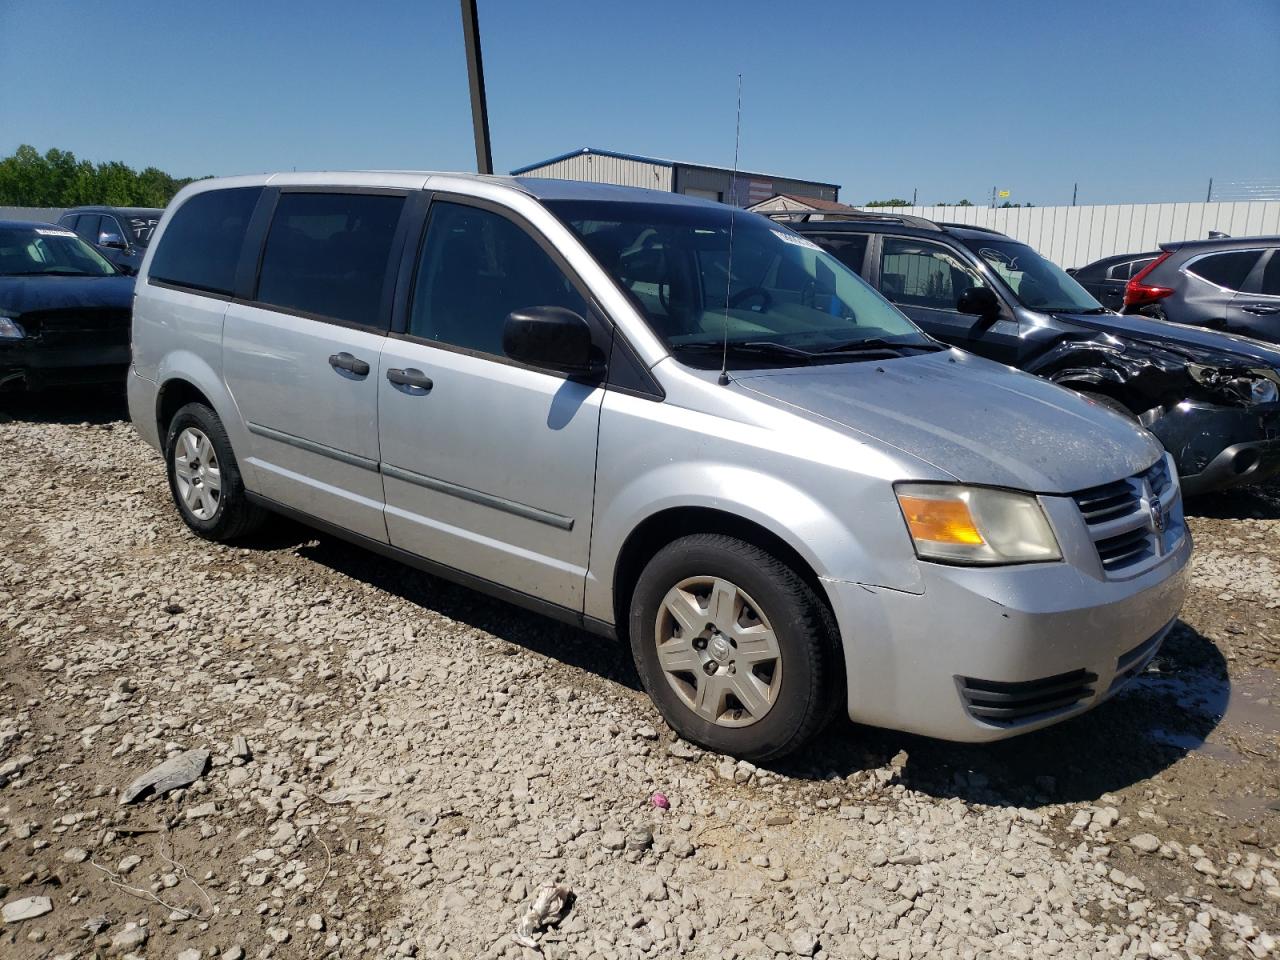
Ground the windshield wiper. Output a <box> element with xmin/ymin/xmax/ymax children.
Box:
<box><xmin>814</xmin><ymin>336</ymin><xmax>945</xmax><ymax>355</ymax></box>
<box><xmin>674</xmin><ymin>341</ymin><xmax>817</xmax><ymax>363</ymax></box>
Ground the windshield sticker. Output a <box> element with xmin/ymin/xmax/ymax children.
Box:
<box><xmin>34</xmin><ymin>228</ymin><xmax>77</xmax><ymax>238</ymax></box>
<box><xmin>980</xmin><ymin>247</ymin><xmax>1019</xmax><ymax>270</ymax></box>
<box><xmin>771</xmin><ymin>229</ymin><xmax>823</xmax><ymax>252</ymax></box>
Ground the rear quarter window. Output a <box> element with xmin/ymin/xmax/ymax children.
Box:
<box><xmin>1186</xmin><ymin>250</ymin><xmax>1262</xmax><ymax>291</ymax></box>
<box><xmin>148</xmin><ymin>187</ymin><xmax>263</xmax><ymax>296</ymax></box>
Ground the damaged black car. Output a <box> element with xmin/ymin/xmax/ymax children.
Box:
<box><xmin>0</xmin><ymin>221</ymin><xmax>135</xmax><ymax>392</ymax></box>
<box><xmin>775</xmin><ymin>211</ymin><xmax>1280</xmax><ymax>495</ymax></box>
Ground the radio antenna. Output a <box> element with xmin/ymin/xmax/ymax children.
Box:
<box><xmin>718</xmin><ymin>73</ymin><xmax>743</xmax><ymax>387</ymax></box>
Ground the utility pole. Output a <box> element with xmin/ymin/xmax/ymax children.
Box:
<box><xmin>911</xmin><ymin>187</ymin><xmax>917</xmax><ymax>206</ymax></box>
<box><xmin>1072</xmin><ymin>182</ymin><xmax>1077</xmax><ymax>206</ymax></box>
<box><xmin>459</xmin><ymin>0</ymin><xmax>493</xmax><ymax>175</ymax></box>
<box><xmin>990</xmin><ymin>186</ymin><xmax>996</xmax><ymax>209</ymax></box>
<box><xmin>1206</xmin><ymin>177</ymin><xmax>1213</xmax><ymax>202</ymax></box>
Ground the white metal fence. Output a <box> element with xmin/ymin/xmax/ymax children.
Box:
<box><xmin>853</xmin><ymin>202</ymin><xmax>1280</xmax><ymax>269</ymax></box>
<box><xmin>1</xmin><ymin>206</ymin><xmax>66</xmax><ymax>223</ymax></box>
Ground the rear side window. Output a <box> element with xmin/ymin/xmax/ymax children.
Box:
<box><xmin>1261</xmin><ymin>251</ymin><xmax>1280</xmax><ymax>297</ymax></box>
<box><xmin>409</xmin><ymin>201</ymin><xmax>588</xmax><ymax>357</ymax></box>
<box><xmin>1186</xmin><ymin>250</ymin><xmax>1261</xmax><ymax>291</ymax></box>
<box><xmin>814</xmin><ymin>233</ymin><xmax>870</xmax><ymax>275</ymax></box>
<box><xmin>149</xmin><ymin>187</ymin><xmax>263</xmax><ymax>296</ymax></box>
<box><xmin>255</xmin><ymin>192</ymin><xmax>405</xmax><ymax>328</ymax></box>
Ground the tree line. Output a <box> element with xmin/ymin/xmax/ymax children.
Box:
<box><xmin>0</xmin><ymin>145</ymin><xmax>206</xmax><ymax>208</ymax></box>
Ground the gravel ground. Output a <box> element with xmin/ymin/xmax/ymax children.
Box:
<box><xmin>1</xmin><ymin>391</ymin><xmax>1277</xmax><ymax>960</ymax></box>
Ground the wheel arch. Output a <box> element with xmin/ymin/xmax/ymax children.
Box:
<box><xmin>611</xmin><ymin>506</ymin><xmax>835</xmax><ymax>644</ymax></box>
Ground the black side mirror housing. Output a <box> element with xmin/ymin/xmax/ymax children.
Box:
<box><xmin>503</xmin><ymin>306</ymin><xmax>605</xmax><ymax>378</ymax></box>
<box><xmin>956</xmin><ymin>285</ymin><xmax>1001</xmax><ymax>318</ymax></box>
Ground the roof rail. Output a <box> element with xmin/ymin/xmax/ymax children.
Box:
<box><xmin>933</xmin><ymin>221</ymin><xmax>1007</xmax><ymax>236</ymax></box>
<box><xmin>763</xmin><ymin>210</ymin><xmax>942</xmax><ymax>231</ymax></box>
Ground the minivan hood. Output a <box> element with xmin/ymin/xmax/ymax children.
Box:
<box><xmin>1052</xmin><ymin>310</ymin><xmax>1280</xmax><ymax>368</ymax></box>
<box><xmin>733</xmin><ymin>350</ymin><xmax>1162</xmax><ymax>494</ymax></box>
<box><xmin>0</xmin><ymin>274</ymin><xmax>135</xmax><ymax>315</ymax></box>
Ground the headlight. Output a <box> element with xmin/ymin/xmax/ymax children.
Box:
<box><xmin>1240</xmin><ymin>376</ymin><xmax>1279</xmax><ymax>405</ymax></box>
<box><xmin>0</xmin><ymin>316</ymin><xmax>25</xmax><ymax>339</ymax></box>
<box><xmin>895</xmin><ymin>483</ymin><xmax>1062</xmax><ymax>565</ymax></box>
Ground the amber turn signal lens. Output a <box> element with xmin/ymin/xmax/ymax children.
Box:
<box><xmin>897</xmin><ymin>495</ymin><xmax>985</xmax><ymax>546</ymax></box>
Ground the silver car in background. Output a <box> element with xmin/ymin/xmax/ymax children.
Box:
<box><xmin>128</xmin><ymin>173</ymin><xmax>1190</xmax><ymax>760</ymax></box>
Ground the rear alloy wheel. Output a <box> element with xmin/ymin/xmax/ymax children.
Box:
<box><xmin>173</xmin><ymin>427</ymin><xmax>221</xmax><ymax>520</ymax></box>
<box><xmin>630</xmin><ymin>534</ymin><xmax>837</xmax><ymax>761</ymax></box>
<box><xmin>165</xmin><ymin>402</ymin><xmax>267</xmax><ymax>542</ymax></box>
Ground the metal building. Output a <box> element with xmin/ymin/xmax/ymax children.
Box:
<box><xmin>510</xmin><ymin>147</ymin><xmax>841</xmax><ymax>207</ymax></box>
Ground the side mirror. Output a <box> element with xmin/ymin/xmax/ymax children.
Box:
<box><xmin>1064</xmin><ymin>267</ymin><xmax>1077</xmax><ymax>276</ymax></box>
<box><xmin>503</xmin><ymin>306</ymin><xmax>604</xmax><ymax>378</ymax></box>
<box><xmin>956</xmin><ymin>285</ymin><xmax>1000</xmax><ymax>318</ymax></box>
<box><xmin>115</xmin><ymin>261</ymin><xmax>137</xmax><ymax>276</ymax></box>
<box><xmin>98</xmin><ymin>232</ymin><xmax>127</xmax><ymax>250</ymax></box>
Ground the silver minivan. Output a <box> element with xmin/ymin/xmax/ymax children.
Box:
<box><xmin>128</xmin><ymin>172</ymin><xmax>1191</xmax><ymax>760</ymax></box>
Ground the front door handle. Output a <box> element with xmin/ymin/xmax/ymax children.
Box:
<box><xmin>329</xmin><ymin>352</ymin><xmax>371</xmax><ymax>376</ymax></box>
<box><xmin>386</xmin><ymin>367</ymin><xmax>433</xmax><ymax>391</ymax></box>
<box><xmin>1242</xmin><ymin>304</ymin><xmax>1280</xmax><ymax>316</ymax></box>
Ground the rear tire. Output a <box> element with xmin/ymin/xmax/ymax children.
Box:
<box><xmin>629</xmin><ymin>533</ymin><xmax>838</xmax><ymax>761</ymax></box>
<box><xmin>165</xmin><ymin>402</ymin><xmax>267</xmax><ymax>542</ymax></box>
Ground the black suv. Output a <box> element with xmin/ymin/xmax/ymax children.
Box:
<box><xmin>1122</xmin><ymin>235</ymin><xmax>1280</xmax><ymax>345</ymax></box>
<box><xmin>58</xmin><ymin>206</ymin><xmax>164</xmax><ymax>275</ymax></box>
<box><xmin>780</xmin><ymin>211</ymin><xmax>1280</xmax><ymax>494</ymax></box>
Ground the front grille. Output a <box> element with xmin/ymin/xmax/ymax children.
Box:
<box><xmin>1073</xmin><ymin>457</ymin><xmax>1183</xmax><ymax>578</ymax></box>
<box><xmin>26</xmin><ymin>308</ymin><xmax>131</xmax><ymax>348</ymax></box>
<box><xmin>958</xmin><ymin>669</ymin><xmax>1098</xmax><ymax>726</ymax></box>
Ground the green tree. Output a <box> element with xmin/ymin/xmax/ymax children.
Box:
<box><xmin>865</xmin><ymin>198</ymin><xmax>911</xmax><ymax>207</ymax></box>
<box><xmin>0</xmin><ymin>144</ymin><xmax>204</xmax><ymax>207</ymax></box>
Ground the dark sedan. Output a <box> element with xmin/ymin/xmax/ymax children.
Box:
<box><xmin>0</xmin><ymin>221</ymin><xmax>135</xmax><ymax>391</ymax></box>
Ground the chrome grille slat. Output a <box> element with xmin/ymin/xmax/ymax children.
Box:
<box><xmin>1073</xmin><ymin>457</ymin><xmax>1184</xmax><ymax>579</ymax></box>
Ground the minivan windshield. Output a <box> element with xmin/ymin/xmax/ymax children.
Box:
<box><xmin>964</xmin><ymin>239</ymin><xmax>1105</xmax><ymax>314</ymax></box>
<box><xmin>0</xmin><ymin>226</ymin><xmax>118</xmax><ymax>277</ymax></box>
<box><xmin>547</xmin><ymin>200</ymin><xmax>934</xmax><ymax>367</ymax></box>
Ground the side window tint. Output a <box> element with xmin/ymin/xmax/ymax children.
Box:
<box><xmin>1106</xmin><ymin>261</ymin><xmax>1132</xmax><ymax>281</ymax></box>
<box><xmin>74</xmin><ymin>215</ymin><xmax>99</xmax><ymax>242</ymax></box>
<box><xmin>410</xmin><ymin>201</ymin><xmax>589</xmax><ymax>356</ymax></box>
<box><xmin>59</xmin><ymin>214</ymin><xmax>79</xmax><ymax>230</ymax></box>
<box><xmin>255</xmin><ymin>192</ymin><xmax>404</xmax><ymax>328</ymax></box>
<box><xmin>879</xmin><ymin>237</ymin><xmax>985</xmax><ymax>309</ymax></box>
<box><xmin>820</xmin><ymin>234</ymin><xmax>870</xmax><ymax>276</ymax></box>
<box><xmin>98</xmin><ymin>216</ymin><xmax>122</xmax><ymax>242</ymax></box>
<box><xmin>1188</xmin><ymin>250</ymin><xmax>1261</xmax><ymax>291</ymax></box>
<box><xmin>149</xmin><ymin>187</ymin><xmax>263</xmax><ymax>295</ymax></box>
<box><xmin>1260</xmin><ymin>251</ymin><xmax>1280</xmax><ymax>297</ymax></box>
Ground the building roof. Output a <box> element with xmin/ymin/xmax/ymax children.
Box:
<box><xmin>748</xmin><ymin>193</ymin><xmax>859</xmax><ymax>213</ymax></box>
<box><xmin>510</xmin><ymin>147</ymin><xmax>841</xmax><ymax>189</ymax></box>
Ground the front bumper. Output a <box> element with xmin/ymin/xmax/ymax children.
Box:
<box><xmin>824</xmin><ymin>528</ymin><xmax>1191</xmax><ymax>742</ymax></box>
<box><xmin>0</xmin><ymin>341</ymin><xmax>130</xmax><ymax>390</ymax></box>
<box><xmin>1148</xmin><ymin>401</ymin><xmax>1280</xmax><ymax>495</ymax></box>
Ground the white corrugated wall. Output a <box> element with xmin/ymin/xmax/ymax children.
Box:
<box><xmin>1</xmin><ymin>206</ymin><xmax>65</xmax><ymax>223</ymax></box>
<box><xmin>516</xmin><ymin>154</ymin><xmax>672</xmax><ymax>192</ymax></box>
<box><xmin>852</xmin><ymin>202</ymin><xmax>1280</xmax><ymax>268</ymax></box>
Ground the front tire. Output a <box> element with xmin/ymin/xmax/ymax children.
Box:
<box><xmin>165</xmin><ymin>402</ymin><xmax>266</xmax><ymax>541</ymax></box>
<box><xmin>629</xmin><ymin>534</ymin><xmax>838</xmax><ymax>761</ymax></box>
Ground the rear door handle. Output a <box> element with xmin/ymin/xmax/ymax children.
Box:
<box><xmin>329</xmin><ymin>352</ymin><xmax>371</xmax><ymax>376</ymax></box>
<box><xmin>386</xmin><ymin>367</ymin><xmax>433</xmax><ymax>391</ymax></box>
<box><xmin>1242</xmin><ymin>304</ymin><xmax>1280</xmax><ymax>316</ymax></box>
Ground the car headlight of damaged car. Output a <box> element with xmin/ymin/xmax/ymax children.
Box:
<box><xmin>895</xmin><ymin>483</ymin><xmax>1062</xmax><ymax>565</ymax></box>
<box><xmin>0</xmin><ymin>316</ymin><xmax>27</xmax><ymax>339</ymax></box>
<box><xmin>1188</xmin><ymin>363</ymin><xmax>1280</xmax><ymax>406</ymax></box>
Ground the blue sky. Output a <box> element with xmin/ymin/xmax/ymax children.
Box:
<box><xmin>1</xmin><ymin>0</ymin><xmax>1277</xmax><ymax>205</ymax></box>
